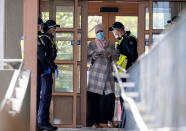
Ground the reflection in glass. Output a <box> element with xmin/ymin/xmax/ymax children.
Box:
<box><xmin>145</xmin><ymin>34</ymin><xmax>149</xmax><ymax>53</ymax></box>
<box><xmin>153</xmin><ymin>2</ymin><xmax>170</xmax><ymax>29</ymax></box>
<box><xmin>88</xmin><ymin>16</ymin><xmax>102</xmax><ymax>38</ymax></box>
<box><xmin>56</xmin><ymin>5</ymin><xmax>74</xmax><ymax>28</ymax></box>
<box><xmin>114</xmin><ymin>100</ymin><xmax>121</xmax><ymax>121</ymax></box>
<box><xmin>153</xmin><ymin>2</ymin><xmax>186</xmax><ymax>29</ymax></box>
<box><xmin>78</xmin><ymin>6</ymin><xmax>81</xmax><ymax>29</ymax></box>
<box><xmin>115</xmin><ymin>83</ymin><xmax>120</xmax><ymax>97</ymax></box>
<box><xmin>78</xmin><ymin>34</ymin><xmax>81</xmax><ymax>61</ymax></box>
<box><xmin>152</xmin><ymin>33</ymin><xmax>160</xmax><ymax>44</ymax></box>
<box><xmin>78</xmin><ymin>66</ymin><xmax>80</xmax><ymax>93</ymax></box>
<box><xmin>145</xmin><ymin>8</ymin><xmax>149</xmax><ymax>30</ymax></box>
<box><xmin>115</xmin><ymin>16</ymin><xmax>138</xmax><ymax>37</ymax></box>
<box><xmin>56</xmin><ymin>33</ymin><xmax>74</xmax><ymax>60</ymax></box>
<box><xmin>55</xmin><ymin>65</ymin><xmax>73</xmax><ymax>92</ymax></box>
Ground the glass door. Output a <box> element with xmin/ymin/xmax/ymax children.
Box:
<box><xmin>40</xmin><ymin>0</ymin><xmax>88</xmax><ymax>128</ymax></box>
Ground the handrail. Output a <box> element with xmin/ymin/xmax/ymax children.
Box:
<box><xmin>116</xmin><ymin>65</ymin><xmax>127</xmax><ymax>73</ymax></box>
<box><xmin>0</xmin><ymin>59</ymin><xmax>23</xmax><ymax>111</ymax></box>
<box><xmin>0</xmin><ymin>59</ymin><xmax>23</xmax><ymax>62</ymax></box>
<box><xmin>112</xmin><ymin>62</ymin><xmax>148</xmax><ymax>131</ymax></box>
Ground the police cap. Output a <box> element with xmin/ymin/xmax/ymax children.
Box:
<box><xmin>43</xmin><ymin>20</ymin><xmax>60</xmax><ymax>32</ymax></box>
<box><xmin>109</xmin><ymin>22</ymin><xmax>125</xmax><ymax>31</ymax></box>
<box><xmin>38</xmin><ymin>17</ymin><xmax>43</xmax><ymax>26</ymax></box>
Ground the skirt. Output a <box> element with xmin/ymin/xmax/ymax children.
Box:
<box><xmin>86</xmin><ymin>91</ymin><xmax>115</xmax><ymax>127</ymax></box>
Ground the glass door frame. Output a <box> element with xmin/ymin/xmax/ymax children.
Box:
<box><xmin>47</xmin><ymin>0</ymin><xmax>87</xmax><ymax>128</ymax></box>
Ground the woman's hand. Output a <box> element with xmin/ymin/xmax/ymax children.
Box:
<box><xmin>92</xmin><ymin>51</ymin><xmax>111</xmax><ymax>59</ymax></box>
<box><xmin>93</xmin><ymin>53</ymin><xmax>102</xmax><ymax>59</ymax></box>
<box><xmin>103</xmin><ymin>51</ymin><xmax>111</xmax><ymax>58</ymax></box>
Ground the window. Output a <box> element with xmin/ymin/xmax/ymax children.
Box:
<box><xmin>153</xmin><ymin>2</ymin><xmax>186</xmax><ymax>29</ymax></box>
<box><xmin>88</xmin><ymin>16</ymin><xmax>102</xmax><ymax>38</ymax></box>
<box><xmin>115</xmin><ymin>16</ymin><xmax>138</xmax><ymax>37</ymax></box>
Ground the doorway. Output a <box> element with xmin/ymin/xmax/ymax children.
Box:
<box><xmin>40</xmin><ymin>0</ymin><xmax>88</xmax><ymax>128</ymax></box>
<box><xmin>88</xmin><ymin>0</ymin><xmax>139</xmax><ymax>124</ymax></box>
<box><xmin>39</xmin><ymin>0</ymin><xmax>141</xmax><ymax>128</ymax></box>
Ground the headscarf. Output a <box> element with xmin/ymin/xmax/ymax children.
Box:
<box><xmin>95</xmin><ymin>24</ymin><xmax>107</xmax><ymax>51</ymax></box>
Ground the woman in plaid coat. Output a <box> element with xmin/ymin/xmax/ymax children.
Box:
<box><xmin>87</xmin><ymin>24</ymin><xmax>117</xmax><ymax>128</ymax></box>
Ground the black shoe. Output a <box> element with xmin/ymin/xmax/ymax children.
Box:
<box><xmin>115</xmin><ymin>124</ymin><xmax>120</xmax><ymax>128</ymax></box>
<box><xmin>38</xmin><ymin>124</ymin><xmax>58</xmax><ymax>131</ymax></box>
<box><xmin>48</xmin><ymin>123</ymin><xmax>58</xmax><ymax>130</ymax></box>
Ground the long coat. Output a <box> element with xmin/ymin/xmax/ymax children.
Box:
<box><xmin>87</xmin><ymin>40</ymin><xmax>117</xmax><ymax>95</ymax></box>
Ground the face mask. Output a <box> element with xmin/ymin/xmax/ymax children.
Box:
<box><xmin>113</xmin><ymin>33</ymin><xmax>121</xmax><ymax>40</ymax></box>
<box><xmin>40</xmin><ymin>29</ymin><xmax>44</xmax><ymax>33</ymax></box>
<box><xmin>96</xmin><ymin>32</ymin><xmax>104</xmax><ymax>40</ymax></box>
<box><xmin>114</xmin><ymin>34</ymin><xmax>119</xmax><ymax>39</ymax></box>
<box><xmin>52</xmin><ymin>33</ymin><xmax>56</xmax><ymax>36</ymax></box>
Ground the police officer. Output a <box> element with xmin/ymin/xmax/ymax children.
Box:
<box><xmin>37</xmin><ymin>19</ymin><xmax>59</xmax><ymax>131</ymax></box>
<box><xmin>37</xmin><ymin>17</ymin><xmax>50</xmax><ymax>112</ymax></box>
<box><xmin>109</xmin><ymin>22</ymin><xmax>138</xmax><ymax>71</ymax></box>
<box><xmin>37</xmin><ymin>18</ymin><xmax>44</xmax><ymax>112</ymax></box>
<box><xmin>109</xmin><ymin>22</ymin><xmax>138</xmax><ymax>128</ymax></box>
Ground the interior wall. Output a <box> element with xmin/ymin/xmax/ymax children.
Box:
<box><xmin>4</xmin><ymin>0</ymin><xmax>23</xmax><ymax>59</ymax></box>
<box><xmin>0</xmin><ymin>0</ymin><xmax>5</xmax><ymax>59</ymax></box>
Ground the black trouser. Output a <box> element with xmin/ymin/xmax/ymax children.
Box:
<box><xmin>37</xmin><ymin>72</ymin><xmax>42</xmax><ymax>113</ymax></box>
<box><xmin>37</xmin><ymin>73</ymin><xmax>53</xmax><ymax>126</ymax></box>
<box><xmin>86</xmin><ymin>91</ymin><xmax>115</xmax><ymax>127</ymax></box>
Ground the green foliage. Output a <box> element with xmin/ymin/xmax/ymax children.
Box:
<box><xmin>88</xmin><ymin>16</ymin><xmax>102</xmax><ymax>38</ymax></box>
<box><xmin>41</xmin><ymin>12</ymin><xmax>49</xmax><ymax>22</ymax></box>
<box><xmin>55</xmin><ymin>65</ymin><xmax>73</xmax><ymax>92</ymax></box>
<box><xmin>56</xmin><ymin>41</ymin><xmax>73</xmax><ymax>60</ymax></box>
<box><xmin>56</xmin><ymin>12</ymin><xmax>74</xmax><ymax>28</ymax></box>
<box><xmin>116</xmin><ymin>16</ymin><xmax>138</xmax><ymax>37</ymax></box>
<box><xmin>56</xmin><ymin>33</ymin><xmax>74</xmax><ymax>60</ymax></box>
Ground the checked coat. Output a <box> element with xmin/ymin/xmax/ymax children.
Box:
<box><xmin>87</xmin><ymin>40</ymin><xmax>117</xmax><ymax>95</ymax></box>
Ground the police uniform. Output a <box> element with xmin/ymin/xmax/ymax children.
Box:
<box><xmin>116</xmin><ymin>31</ymin><xmax>138</xmax><ymax>71</ymax></box>
<box><xmin>37</xmin><ymin>17</ymin><xmax>49</xmax><ymax>112</ymax></box>
<box><xmin>109</xmin><ymin>22</ymin><xmax>138</xmax><ymax>128</ymax></box>
<box><xmin>116</xmin><ymin>31</ymin><xmax>138</xmax><ymax>128</ymax></box>
<box><xmin>37</xmin><ymin>20</ymin><xmax>58</xmax><ymax>131</ymax></box>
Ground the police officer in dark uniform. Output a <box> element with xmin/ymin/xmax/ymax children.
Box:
<box><xmin>37</xmin><ymin>17</ymin><xmax>50</xmax><ymax>112</ymax></box>
<box><xmin>37</xmin><ymin>19</ymin><xmax>59</xmax><ymax>131</ymax></box>
<box><xmin>37</xmin><ymin>18</ymin><xmax>44</xmax><ymax>113</ymax></box>
<box><xmin>109</xmin><ymin>22</ymin><xmax>138</xmax><ymax>71</ymax></box>
<box><xmin>109</xmin><ymin>22</ymin><xmax>138</xmax><ymax>128</ymax></box>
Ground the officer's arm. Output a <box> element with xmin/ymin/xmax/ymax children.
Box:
<box><xmin>49</xmin><ymin>60</ymin><xmax>57</xmax><ymax>72</ymax></box>
<box><xmin>126</xmin><ymin>38</ymin><xmax>138</xmax><ymax>63</ymax></box>
<box><xmin>45</xmin><ymin>38</ymin><xmax>58</xmax><ymax>72</ymax></box>
<box><xmin>37</xmin><ymin>42</ymin><xmax>51</xmax><ymax>70</ymax></box>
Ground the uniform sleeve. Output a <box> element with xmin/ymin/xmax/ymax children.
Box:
<box><xmin>49</xmin><ymin>60</ymin><xmax>57</xmax><ymax>71</ymax></box>
<box><xmin>37</xmin><ymin>41</ymin><xmax>51</xmax><ymax>71</ymax></box>
<box><xmin>41</xmin><ymin>36</ymin><xmax>57</xmax><ymax>71</ymax></box>
<box><xmin>44</xmin><ymin>38</ymin><xmax>51</xmax><ymax>59</ymax></box>
<box><xmin>126</xmin><ymin>37</ymin><xmax>138</xmax><ymax>63</ymax></box>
